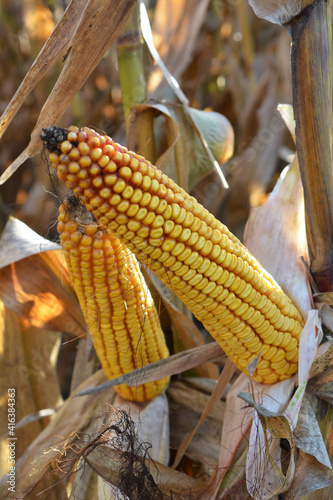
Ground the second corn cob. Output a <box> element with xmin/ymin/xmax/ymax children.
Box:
<box><xmin>42</xmin><ymin>125</ymin><xmax>304</xmax><ymax>384</ymax></box>
<box><xmin>57</xmin><ymin>197</ymin><xmax>170</xmax><ymax>401</ymax></box>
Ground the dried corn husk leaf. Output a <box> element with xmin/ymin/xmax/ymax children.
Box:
<box><xmin>149</xmin><ymin>0</ymin><xmax>210</xmax><ymax>97</ymax></box>
<box><xmin>0</xmin><ymin>300</ymin><xmax>62</xmax><ymax>478</ymax></box>
<box><xmin>0</xmin><ymin>0</ymin><xmax>136</xmax><ymax>185</ymax></box>
<box><xmin>285</xmin><ymin>394</ymin><xmax>333</xmax><ymax>499</ymax></box>
<box><xmin>287</xmin><ymin>310</ymin><xmax>322</xmax><ymax>424</ymax></box>
<box><xmin>208</xmin><ymin>374</ymin><xmax>253</xmax><ymax>498</ymax></box>
<box><xmin>0</xmin><ymin>370</ymin><xmax>116</xmax><ymax>497</ymax></box>
<box><xmin>167</xmin><ymin>378</ymin><xmax>225</xmax><ymax>470</ymax></box>
<box><xmin>0</xmin><ymin>0</ymin><xmax>87</xmax><ymax>141</ymax></box>
<box><xmin>0</xmin><ymin>216</ymin><xmax>59</xmax><ymax>268</ymax></box>
<box><xmin>172</xmin><ymin>360</ymin><xmax>234</xmax><ymax>468</ymax></box>
<box><xmin>129</xmin><ymin>101</ymin><xmax>233</xmax><ymax>192</ymax></box>
<box><xmin>240</xmin><ymin>388</ymin><xmax>296</xmax><ymax>499</ymax></box>
<box><xmin>0</xmin><ymin>217</ymin><xmax>86</xmax><ymax>336</ymax></box>
<box><xmin>249</xmin><ymin>0</ymin><xmax>313</xmax><ymax>26</ymax></box>
<box><xmin>244</xmin><ymin>157</ymin><xmax>311</xmax><ymax>316</ymax></box>
<box><xmin>76</xmin><ymin>342</ymin><xmax>223</xmax><ymax>397</ymax></box>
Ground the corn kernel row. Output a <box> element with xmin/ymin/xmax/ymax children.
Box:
<box><xmin>57</xmin><ymin>200</ymin><xmax>170</xmax><ymax>401</ymax></box>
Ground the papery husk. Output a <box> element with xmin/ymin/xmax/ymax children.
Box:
<box><xmin>0</xmin><ymin>217</ymin><xmax>86</xmax><ymax>336</ymax></box>
<box><xmin>249</xmin><ymin>0</ymin><xmax>314</xmax><ymax>26</ymax></box>
<box><xmin>0</xmin><ymin>300</ymin><xmax>62</xmax><ymax>478</ymax></box>
<box><xmin>0</xmin><ymin>370</ymin><xmax>116</xmax><ymax>498</ymax></box>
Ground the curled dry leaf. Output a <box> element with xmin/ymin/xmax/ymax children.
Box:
<box><xmin>129</xmin><ymin>101</ymin><xmax>233</xmax><ymax>192</ymax></box>
<box><xmin>0</xmin><ymin>370</ymin><xmax>116</xmax><ymax>498</ymax></box>
<box><xmin>241</xmin><ymin>381</ymin><xmax>296</xmax><ymax>499</ymax></box>
<box><xmin>149</xmin><ymin>0</ymin><xmax>210</xmax><ymax>97</ymax></box>
<box><xmin>0</xmin><ymin>300</ymin><xmax>62</xmax><ymax>477</ymax></box>
<box><xmin>0</xmin><ymin>0</ymin><xmax>136</xmax><ymax>184</ymax></box>
<box><xmin>0</xmin><ymin>217</ymin><xmax>86</xmax><ymax>336</ymax></box>
<box><xmin>244</xmin><ymin>157</ymin><xmax>311</xmax><ymax>317</ymax></box>
<box><xmin>285</xmin><ymin>394</ymin><xmax>333</xmax><ymax>499</ymax></box>
<box><xmin>167</xmin><ymin>378</ymin><xmax>225</xmax><ymax>471</ymax></box>
<box><xmin>76</xmin><ymin>342</ymin><xmax>223</xmax><ymax>397</ymax></box>
<box><xmin>0</xmin><ymin>0</ymin><xmax>87</xmax><ymax>141</ymax></box>
<box><xmin>249</xmin><ymin>0</ymin><xmax>314</xmax><ymax>26</ymax></box>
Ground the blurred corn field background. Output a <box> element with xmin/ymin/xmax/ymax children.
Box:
<box><xmin>0</xmin><ymin>0</ymin><xmax>333</xmax><ymax>499</ymax></box>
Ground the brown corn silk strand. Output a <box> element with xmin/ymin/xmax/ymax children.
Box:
<box><xmin>57</xmin><ymin>200</ymin><xmax>170</xmax><ymax>401</ymax></box>
<box><xmin>43</xmin><ymin>126</ymin><xmax>304</xmax><ymax>384</ymax></box>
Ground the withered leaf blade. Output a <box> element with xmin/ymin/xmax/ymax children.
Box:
<box><xmin>0</xmin><ymin>216</ymin><xmax>59</xmax><ymax>269</ymax></box>
<box><xmin>0</xmin><ymin>370</ymin><xmax>116</xmax><ymax>497</ymax></box>
<box><xmin>0</xmin><ymin>300</ymin><xmax>62</xmax><ymax>476</ymax></box>
<box><xmin>285</xmin><ymin>394</ymin><xmax>333</xmax><ymax>499</ymax></box>
<box><xmin>27</xmin><ymin>0</ymin><xmax>136</xmax><ymax>158</ymax></box>
<box><xmin>0</xmin><ymin>250</ymin><xmax>86</xmax><ymax>336</ymax></box>
<box><xmin>244</xmin><ymin>157</ymin><xmax>311</xmax><ymax>317</ymax></box>
<box><xmin>76</xmin><ymin>342</ymin><xmax>224</xmax><ymax>397</ymax></box>
<box><xmin>0</xmin><ymin>0</ymin><xmax>87</xmax><ymax>141</ymax></box>
<box><xmin>0</xmin><ymin>0</ymin><xmax>136</xmax><ymax>185</ymax></box>
<box><xmin>239</xmin><ymin>390</ymin><xmax>296</xmax><ymax>499</ymax></box>
<box><xmin>86</xmin><ymin>442</ymin><xmax>207</xmax><ymax>498</ymax></box>
<box><xmin>0</xmin><ymin>216</ymin><xmax>86</xmax><ymax>335</ymax></box>
<box><xmin>249</xmin><ymin>0</ymin><xmax>313</xmax><ymax>26</ymax></box>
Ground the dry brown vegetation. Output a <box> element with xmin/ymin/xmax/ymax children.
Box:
<box><xmin>0</xmin><ymin>1</ymin><xmax>333</xmax><ymax>499</ymax></box>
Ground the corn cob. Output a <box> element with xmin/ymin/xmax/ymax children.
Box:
<box><xmin>42</xmin><ymin>125</ymin><xmax>304</xmax><ymax>384</ymax></box>
<box><xmin>57</xmin><ymin>197</ymin><xmax>170</xmax><ymax>401</ymax></box>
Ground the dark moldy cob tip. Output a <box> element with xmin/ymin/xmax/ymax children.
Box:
<box><xmin>41</xmin><ymin>126</ymin><xmax>69</xmax><ymax>153</ymax></box>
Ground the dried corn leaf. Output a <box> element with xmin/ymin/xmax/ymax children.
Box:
<box><xmin>150</xmin><ymin>0</ymin><xmax>210</xmax><ymax>96</ymax></box>
<box><xmin>0</xmin><ymin>217</ymin><xmax>59</xmax><ymax>268</ymax></box>
<box><xmin>285</xmin><ymin>394</ymin><xmax>333</xmax><ymax>499</ymax></box>
<box><xmin>240</xmin><ymin>304</ymin><xmax>320</xmax><ymax>498</ymax></box>
<box><xmin>0</xmin><ymin>0</ymin><xmax>87</xmax><ymax>140</ymax></box>
<box><xmin>172</xmin><ymin>360</ymin><xmax>235</xmax><ymax>469</ymax></box>
<box><xmin>0</xmin><ymin>251</ymin><xmax>86</xmax><ymax>336</ymax></box>
<box><xmin>0</xmin><ymin>0</ymin><xmax>136</xmax><ymax>185</ymax></box>
<box><xmin>287</xmin><ymin>310</ymin><xmax>322</xmax><ymax>425</ymax></box>
<box><xmin>249</xmin><ymin>0</ymin><xmax>310</xmax><ymax>26</ymax></box>
<box><xmin>129</xmin><ymin>101</ymin><xmax>233</xmax><ymax>192</ymax></box>
<box><xmin>208</xmin><ymin>374</ymin><xmax>254</xmax><ymax>498</ymax></box>
<box><xmin>0</xmin><ymin>217</ymin><xmax>86</xmax><ymax>335</ymax></box>
<box><xmin>240</xmin><ymin>389</ymin><xmax>296</xmax><ymax>499</ymax></box>
<box><xmin>0</xmin><ymin>300</ymin><xmax>61</xmax><ymax>477</ymax></box>
<box><xmin>244</xmin><ymin>157</ymin><xmax>311</xmax><ymax>316</ymax></box>
<box><xmin>76</xmin><ymin>342</ymin><xmax>223</xmax><ymax>397</ymax></box>
<box><xmin>0</xmin><ymin>370</ymin><xmax>116</xmax><ymax>497</ymax></box>
<box><xmin>167</xmin><ymin>379</ymin><xmax>225</xmax><ymax>470</ymax></box>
